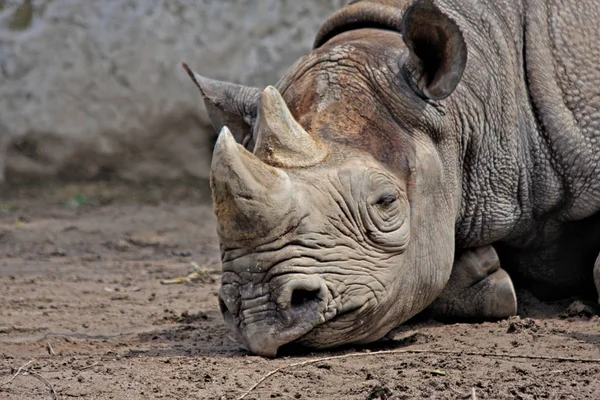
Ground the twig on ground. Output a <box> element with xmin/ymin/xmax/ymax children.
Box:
<box><xmin>76</xmin><ymin>362</ymin><xmax>100</xmax><ymax>371</ymax></box>
<box><xmin>0</xmin><ymin>360</ymin><xmax>33</xmax><ymax>387</ymax></box>
<box><xmin>237</xmin><ymin>348</ymin><xmax>600</xmax><ymax>399</ymax></box>
<box><xmin>24</xmin><ymin>370</ymin><xmax>58</xmax><ymax>400</ymax></box>
<box><xmin>190</xmin><ymin>261</ymin><xmax>203</xmax><ymax>273</ymax></box>
<box><xmin>471</xmin><ymin>387</ymin><xmax>477</xmax><ymax>400</ymax></box>
<box><xmin>449</xmin><ymin>386</ymin><xmax>472</xmax><ymax>398</ymax></box>
<box><xmin>46</xmin><ymin>342</ymin><xmax>56</xmax><ymax>356</ymax></box>
<box><xmin>160</xmin><ymin>261</ymin><xmax>210</xmax><ymax>285</ymax></box>
<box><xmin>0</xmin><ymin>360</ymin><xmax>57</xmax><ymax>399</ymax></box>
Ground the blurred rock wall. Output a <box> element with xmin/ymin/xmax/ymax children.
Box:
<box><xmin>0</xmin><ymin>0</ymin><xmax>345</xmax><ymax>183</ymax></box>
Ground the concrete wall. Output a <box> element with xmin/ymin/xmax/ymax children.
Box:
<box><xmin>0</xmin><ymin>0</ymin><xmax>345</xmax><ymax>183</ymax></box>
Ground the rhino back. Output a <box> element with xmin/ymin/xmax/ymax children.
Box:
<box><xmin>524</xmin><ymin>0</ymin><xmax>600</xmax><ymax>221</ymax></box>
<box><xmin>433</xmin><ymin>0</ymin><xmax>599</xmax><ymax>249</ymax></box>
<box><xmin>446</xmin><ymin>0</ymin><xmax>600</xmax><ymax>296</ymax></box>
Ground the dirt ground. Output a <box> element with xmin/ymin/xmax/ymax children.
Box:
<box><xmin>1</xmin><ymin>182</ymin><xmax>599</xmax><ymax>400</ymax></box>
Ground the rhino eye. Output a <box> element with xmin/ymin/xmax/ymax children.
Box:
<box><xmin>375</xmin><ymin>193</ymin><xmax>398</xmax><ymax>208</ymax></box>
<box><xmin>365</xmin><ymin>188</ymin><xmax>409</xmax><ymax>251</ymax></box>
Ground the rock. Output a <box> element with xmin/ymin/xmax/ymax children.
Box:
<box><xmin>563</xmin><ymin>300</ymin><xmax>598</xmax><ymax>319</ymax></box>
<box><xmin>366</xmin><ymin>384</ymin><xmax>393</xmax><ymax>400</ymax></box>
<box><xmin>0</xmin><ymin>0</ymin><xmax>345</xmax><ymax>183</ymax></box>
<box><xmin>506</xmin><ymin>316</ymin><xmax>539</xmax><ymax>334</ymax></box>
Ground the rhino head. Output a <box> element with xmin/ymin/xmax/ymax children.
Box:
<box><xmin>185</xmin><ymin>0</ymin><xmax>467</xmax><ymax>357</ymax></box>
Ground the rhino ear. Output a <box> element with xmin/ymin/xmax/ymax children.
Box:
<box><xmin>182</xmin><ymin>63</ymin><xmax>261</xmax><ymax>149</ymax></box>
<box><xmin>400</xmin><ymin>0</ymin><xmax>467</xmax><ymax>100</ymax></box>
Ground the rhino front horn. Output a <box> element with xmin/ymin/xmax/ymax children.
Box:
<box><xmin>254</xmin><ymin>86</ymin><xmax>328</xmax><ymax>168</ymax></box>
<box><xmin>211</xmin><ymin>126</ymin><xmax>294</xmax><ymax>241</ymax></box>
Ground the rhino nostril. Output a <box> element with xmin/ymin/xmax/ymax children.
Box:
<box><xmin>290</xmin><ymin>288</ymin><xmax>321</xmax><ymax>308</ymax></box>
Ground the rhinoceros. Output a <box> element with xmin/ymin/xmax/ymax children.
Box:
<box><xmin>183</xmin><ymin>0</ymin><xmax>600</xmax><ymax>357</ymax></box>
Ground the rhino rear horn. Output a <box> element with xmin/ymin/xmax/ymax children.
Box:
<box><xmin>182</xmin><ymin>63</ymin><xmax>260</xmax><ymax>149</ymax></box>
<box><xmin>254</xmin><ymin>86</ymin><xmax>328</xmax><ymax>168</ymax></box>
<box><xmin>400</xmin><ymin>0</ymin><xmax>467</xmax><ymax>100</ymax></box>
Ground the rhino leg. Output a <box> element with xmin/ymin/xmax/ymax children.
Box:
<box><xmin>594</xmin><ymin>254</ymin><xmax>600</xmax><ymax>304</ymax></box>
<box><xmin>431</xmin><ymin>245</ymin><xmax>517</xmax><ymax>321</ymax></box>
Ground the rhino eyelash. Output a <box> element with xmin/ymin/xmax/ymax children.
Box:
<box><xmin>375</xmin><ymin>193</ymin><xmax>398</xmax><ymax>208</ymax></box>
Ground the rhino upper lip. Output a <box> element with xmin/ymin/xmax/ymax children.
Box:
<box><xmin>327</xmin><ymin>302</ymin><xmax>363</xmax><ymax>324</ymax></box>
<box><xmin>294</xmin><ymin>302</ymin><xmax>365</xmax><ymax>348</ymax></box>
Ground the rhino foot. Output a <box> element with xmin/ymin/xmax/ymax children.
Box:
<box><xmin>594</xmin><ymin>254</ymin><xmax>600</xmax><ymax>304</ymax></box>
<box><xmin>431</xmin><ymin>245</ymin><xmax>517</xmax><ymax>321</ymax></box>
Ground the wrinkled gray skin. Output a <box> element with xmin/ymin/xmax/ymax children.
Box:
<box><xmin>185</xmin><ymin>0</ymin><xmax>600</xmax><ymax>357</ymax></box>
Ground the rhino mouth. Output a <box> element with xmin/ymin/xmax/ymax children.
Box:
<box><xmin>330</xmin><ymin>302</ymin><xmax>365</xmax><ymax>321</ymax></box>
<box><xmin>314</xmin><ymin>1</ymin><xmax>404</xmax><ymax>49</ymax></box>
<box><xmin>317</xmin><ymin>302</ymin><xmax>365</xmax><ymax>329</ymax></box>
<box><xmin>293</xmin><ymin>302</ymin><xmax>369</xmax><ymax>349</ymax></box>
